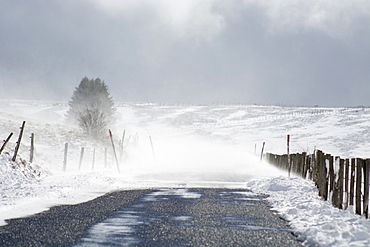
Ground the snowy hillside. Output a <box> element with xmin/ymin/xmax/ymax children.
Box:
<box><xmin>1</xmin><ymin>100</ymin><xmax>370</xmax><ymax>246</ymax></box>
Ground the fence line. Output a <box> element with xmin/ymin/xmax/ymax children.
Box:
<box><xmin>265</xmin><ymin>150</ymin><xmax>370</xmax><ymax>218</ymax></box>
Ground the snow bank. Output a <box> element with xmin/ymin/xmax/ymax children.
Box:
<box><xmin>247</xmin><ymin>177</ymin><xmax>370</xmax><ymax>246</ymax></box>
<box><xmin>0</xmin><ymin>153</ymin><xmax>49</xmax><ymax>204</ymax></box>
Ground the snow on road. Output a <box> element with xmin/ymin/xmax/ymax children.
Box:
<box><xmin>1</xmin><ymin>100</ymin><xmax>370</xmax><ymax>246</ymax></box>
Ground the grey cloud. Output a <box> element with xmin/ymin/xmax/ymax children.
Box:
<box><xmin>0</xmin><ymin>0</ymin><xmax>370</xmax><ymax>106</ymax></box>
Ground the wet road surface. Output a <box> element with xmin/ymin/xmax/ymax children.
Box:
<box><xmin>0</xmin><ymin>188</ymin><xmax>302</xmax><ymax>246</ymax></box>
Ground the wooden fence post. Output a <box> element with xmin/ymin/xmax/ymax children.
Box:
<box><xmin>121</xmin><ymin>130</ymin><xmax>125</xmax><ymax>151</ymax></box>
<box><xmin>309</xmin><ymin>153</ymin><xmax>315</xmax><ymax>180</ymax></box>
<box><xmin>363</xmin><ymin>159</ymin><xmax>370</xmax><ymax>218</ymax></box>
<box><xmin>282</xmin><ymin>154</ymin><xmax>287</xmax><ymax>169</ymax></box>
<box><xmin>287</xmin><ymin>135</ymin><xmax>291</xmax><ymax>177</ymax></box>
<box><xmin>356</xmin><ymin>158</ymin><xmax>363</xmax><ymax>215</ymax></box>
<box><xmin>290</xmin><ymin>154</ymin><xmax>295</xmax><ymax>174</ymax></box>
<box><xmin>316</xmin><ymin>150</ymin><xmax>328</xmax><ymax>200</ymax></box>
<box><xmin>297</xmin><ymin>153</ymin><xmax>302</xmax><ymax>174</ymax></box>
<box><xmin>260</xmin><ymin>142</ymin><xmax>265</xmax><ymax>161</ymax></box>
<box><xmin>332</xmin><ymin>157</ymin><xmax>339</xmax><ymax>206</ymax></box>
<box><xmin>109</xmin><ymin>130</ymin><xmax>120</xmax><ymax>173</ymax></box>
<box><xmin>119</xmin><ymin>130</ymin><xmax>126</xmax><ymax>163</ymax></box>
<box><xmin>301</xmin><ymin>153</ymin><xmax>305</xmax><ymax>176</ymax></box>
<box><xmin>327</xmin><ymin>154</ymin><xmax>334</xmax><ymax>201</ymax></box>
<box><xmin>63</xmin><ymin>143</ymin><xmax>68</xmax><ymax>172</ymax></box>
<box><xmin>338</xmin><ymin>159</ymin><xmax>344</xmax><ymax>209</ymax></box>
<box><xmin>149</xmin><ymin>135</ymin><xmax>156</xmax><ymax>161</ymax></box>
<box><xmin>295</xmin><ymin>153</ymin><xmax>300</xmax><ymax>174</ymax></box>
<box><xmin>300</xmin><ymin>152</ymin><xmax>307</xmax><ymax>178</ymax></box>
<box><xmin>29</xmin><ymin>133</ymin><xmax>34</xmax><ymax>163</ymax></box>
<box><xmin>332</xmin><ymin>157</ymin><xmax>344</xmax><ymax>209</ymax></box>
<box><xmin>12</xmin><ymin>121</ymin><xmax>26</xmax><ymax>162</ymax></box>
<box><xmin>0</xmin><ymin>132</ymin><xmax>13</xmax><ymax>155</ymax></box>
<box><xmin>350</xmin><ymin>158</ymin><xmax>356</xmax><ymax>206</ymax></box>
<box><xmin>323</xmin><ymin>153</ymin><xmax>329</xmax><ymax>201</ymax></box>
<box><xmin>344</xmin><ymin>159</ymin><xmax>350</xmax><ymax>210</ymax></box>
<box><xmin>78</xmin><ymin>147</ymin><xmax>84</xmax><ymax>171</ymax></box>
<box><xmin>304</xmin><ymin>154</ymin><xmax>311</xmax><ymax>179</ymax></box>
<box><xmin>312</xmin><ymin>150</ymin><xmax>319</xmax><ymax>184</ymax></box>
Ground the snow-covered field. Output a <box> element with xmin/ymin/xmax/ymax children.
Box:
<box><xmin>1</xmin><ymin>100</ymin><xmax>370</xmax><ymax>246</ymax></box>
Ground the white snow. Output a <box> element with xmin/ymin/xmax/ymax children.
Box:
<box><xmin>143</xmin><ymin>189</ymin><xmax>202</xmax><ymax>202</ymax></box>
<box><xmin>1</xmin><ymin>100</ymin><xmax>370</xmax><ymax>246</ymax></box>
<box><xmin>247</xmin><ymin>177</ymin><xmax>370</xmax><ymax>246</ymax></box>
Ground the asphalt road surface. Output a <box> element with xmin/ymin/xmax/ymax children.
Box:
<box><xmin>0</xmin><ymin>188</ymin><xmax>303</xmax><ymax>246</ymax></box>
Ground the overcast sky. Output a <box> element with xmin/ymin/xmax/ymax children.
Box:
<box><xmin>1</xmin><ymin>0</ymin><xmax>370</xmax><ymax>106</ymax></box>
